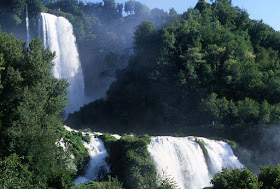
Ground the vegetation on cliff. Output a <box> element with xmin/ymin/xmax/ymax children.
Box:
<box><xmin>67</xmin><ymin>1</ymin><xmax>280</xmax><ymax>145</ymax></box>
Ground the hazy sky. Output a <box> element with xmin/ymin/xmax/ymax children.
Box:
<box><xmin>83</xmin><ymin>0</ymin><xmax>280</xmax><ymax>31</ymax></box>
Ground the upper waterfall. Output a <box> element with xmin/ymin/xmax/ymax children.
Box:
<box><xmin>40</xmin><ymin>13</ymin><xmax>85</xmax><ymax>114</ymax></box>
<box><xmin>26</xmin><ymin>5</ymin><xmax>30</xmax><ymax>45</ymax></box>
<box><xmin>148</xmin><ymin>136</ymin><xmax>243</xmax><ymax>189</ymax></box>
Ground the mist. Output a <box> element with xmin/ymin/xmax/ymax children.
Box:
<box><xmin>64</xmin><ymin>0</ymin><xmax>179</xmax><ymax>101</ymax></box>
<box><xmin>256</xmin><ymin>126</ymin><xmax>280</xmax><ymax>165</ymax></box>
<box><xmin>234</xmin><ymin>125</ymin><xmax>280</xmax><ymax>174</ymax></box>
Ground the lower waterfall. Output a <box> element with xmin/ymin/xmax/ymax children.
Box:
<box><xmin>74</xmin><ymin>135</ymin><xmax>110</xmax><ymax>185</ymax></box>
<box><xmin>148</xmin><ymin>136</ymin><xmax>243</xmax><ymax>189</ymax></box>
<box><xmin>74</xmin><ymin>134</ymin><xmax>110</xmax><ymax>185</ymax></box>
<box><xmin>60</xmin><ymin>127</ymin><xmax>110</xmax><ymax>185</ymax></box>
<box><xmin>67</xmin><ymin>130</ymin><xmax>243</xmax><ymax>188</ymax></box>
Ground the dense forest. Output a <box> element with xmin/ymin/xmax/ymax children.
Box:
<box><xmin>67</xmin><ymin>0</ymin><xmax>280</xmax><ymax>142</ymax></box>
<box><xmin>1</xmin><ymin>0</ymin><xmax>280</xmax><ymax>188</ymax></box>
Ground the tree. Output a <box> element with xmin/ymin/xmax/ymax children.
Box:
<box><xmin>11</xmin><ymin>0</ymin><xmax>25</xmax><ymax>16</ymax></box>
<box><xmin>210</xmin><ymin>168</ymin><xmax>261</xmax><ymax>189</ymax></box>
<box><xmin>134</xmin><ymin>2</ymin><xmax>150</xmax><ymax>17</ymax></box>
<box><xmin>0</xmin><ymin>154</ymin><xmax>34</xmax><ymax>188</ymax></box>
<box><xmin>134</xmin><ymin>21</ymin><xmax>155</xmax><ymax>52</ymax></box>
<box><xmin>258</xmin><ymin>165</ymin><xmax>280</xmax><ymax>189</ymax></box>
<box><xmin>26</xmin><ymin>0</ymin><xmax>43</xmax><ymax>18</ymax></box>
<box><xmin>0</xmin><ymin>29</ymin><xmax>71</xmax><ymax>187</ymax></box>
<box><xmin>0</xmin><ymin>53</ymin><xmax>4</xmax><ymax>89</ymax></box>
<box><xmin>124</xmin><ymin>0</ymin><xmax>150</xmax><ymax>17</ymax></box>
<box><xmin>124</xmin><ymin>0</ymin><xmax>135</xmax><ymax>14</ymax></box>
<box><xmin>103</xmin><ymin>0</ymin><xmax>115</xmax><ymax>10</ymax></box>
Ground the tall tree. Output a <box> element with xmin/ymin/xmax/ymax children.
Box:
<box><xmin>0</xmin><ymin>29</ymin><xmax>71</xmax><ymax>187</ymax></box>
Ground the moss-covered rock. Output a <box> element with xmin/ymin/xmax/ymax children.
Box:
<box><xmin>100</xmin><ymin>134</ymin><xmax>157</xmax><ymax>189</ymax></box>
<box><xmin>64</xmin><ymin>131</ymin><xmax>90</xmax><ymax>177</ymax></box>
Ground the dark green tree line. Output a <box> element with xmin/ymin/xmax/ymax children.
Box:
<box><xmin>209</xmin><ymin>165</ymin><xmax>280</xmax><ymax>189</ymax></box>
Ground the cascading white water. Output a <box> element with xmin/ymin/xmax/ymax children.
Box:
<box><xmin>74</xmin><ymin>134</ymin><xmax>110</xmax><ymax>185</ymax></box>
<box><xmin>60</xmin><ymin>126</ymin><xmax>110</xmax><ymax>185</ymax></box>
<box><xmin>61</xmin><ymin>126</ymin><xmax>243</xmax><ymax>187</ymax></box>
<box><xmin>26</xmin><ymin>5</ymin><xmax>30</xmax><ymax>45</ymax></box>
<box><xmin>40</xmin><ymin>13</ymin><xmax>85</xmax><ymax>114</ymax></box>
<box><xmin>198</xmin><ymin>137</ymin><xmax>243</xmax><ymax>178</ymax></box>
<box><xmin>148</xmin><ymin>136</ymin><xmax>243</xmax><ymax>189</ymax></box>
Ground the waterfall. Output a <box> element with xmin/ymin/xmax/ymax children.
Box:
<box><xmin>61</xmin><ymin>125</ymin><xmax>243</xmax><ymax>187</ymax></box>
<box><xmin>74</xmin><ymin>135</ymin><xmax>110</xmax><ymax>185</ymax></box>
<box><xmin>148</xmin><ymin>136</ymin><xmax>243</xmax><ymax>189</ymax></box>
<box><xmin>198</xmin><ymin>137</ymin><xmax>243</xmax><ymax>177</ymax></box>
<box><xmin>40</xmin><ymin>13</ymin><xmax>85</xmax><ymax>114</ymax></box>
<box><xmin>60</xmin><ymin>126</ymin><xmax>110</xmax><ymax>185</ymax></box>
<box><xmin>26</xmin><ymin>5</ymin><xmax>30</xmax><ymax>45</ymax></box>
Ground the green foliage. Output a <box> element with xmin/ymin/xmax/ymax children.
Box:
<box><xmin>124</xmin><ymin>0</ymin><xmax>150</xmax><ymax>16</ymax></box>
<box><xmin>99</xmin><ymin>133</ymin><xmax>119</xmax><ymax>153</ymax></box>
<box><xmin>157</xmin><ymin>172</ymin><xmax>178</xmax><ymax>189</ymax></box>
<box><xmin>210</xmin><ymin>165</ymin><xmax>280</xmax><ymax>189</ymax></box>
<box><xmin>258</xmin><ymin>165</ymin><xmax>280</xmax><ymax>189</ymax></box>
<box><xmin>195</xmin><ymin>138</ymin><xmax>208</xmax><ymax>159</ymax></box>
<box><xmin>75</xmin><ymin>176</ymin><xmax>124</xmax><ymax>189</ymax></box>
<box><xmin>202</xmin><ymin>93</ymin><xmax>280</xmax><ymax>125</ymax></box>
<box><xmin>100</xmin><ymin>134</ymin><xmax>158</xmax><ymax>189</ymax></box>
<box><xmin>210</xmin><ymin>168</ymin><xmax>261</xmax><ymax>189</ymax></box>
<box><xmin>134</xmin><ymin>21</ymin><xmax>155</xmax><ymax>52</ymax></box>
<box><xmin>0</xmin><ymin>154</ymin><xmax>34</xmax><ymax>188</ymax></box>
<box><xmin>0</xmin><ymin>29</ymin><xmax>72</xmax><ymax>188</ymax></box>
<box><xmin>26</xmin><ymin>0</ymin><xmax>43</xmax><ymax>18</ymax></box>
<box><xmin>12</xmin><ymin>14</ymin><xmax>22</xmax><ymax>25</ymax></box>
<box><xmin>11</xmin><ymin>0</ymin><xmax>26</xmax><ymax>16</ymax></box>
<box><xmin>0</xmin><ymin>53</ymin><xmax>4</xmax><ymax>88</ymax></box>
<box><xmin>137</xmin><ymin>170</ymin><xmax>178</xmax><ymax>189</ymax></box>
<box><xmin>0</xmin><ymin>0</ymin><xmax>43</xmax><ymax>34</ymax></box>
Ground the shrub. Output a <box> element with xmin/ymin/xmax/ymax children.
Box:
<box><xmin>258</xmin><ymin>164</ymin><xmax>280</xmax><ymax>189</ymax></box>
<box><xmin>210</xmin><ymin>168</ymin><xmax>261</xmax><ymax>189</ymax></box>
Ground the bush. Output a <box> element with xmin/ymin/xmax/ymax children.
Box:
<box><xmin>0</xmin><ymin>154</ymin><xmax>34</xmax><ymax>188</ymax></box>
<box><xmin>75</xmin><ymin>176</ymin><xmax>124</xmax><ymax>189</ymax></box>
<box><xmin>258</xmin><ymin>164</ymin><xmax>280</xmax><ymax>189</ymax></box>
<box><xmin>210</xmin><ymin>168</ymin><xmax>261</xmax><ymax>189</ymax></box>
<box><xmin>100</xmin><ymin>134</ymin><xmax>157</xmax><ymax>189</ymax></box>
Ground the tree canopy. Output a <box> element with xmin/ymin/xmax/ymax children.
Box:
<box><xmin>0</xmin><ymin>29</ymin><xmax>72</xmax><ymax>188</ymax></box>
